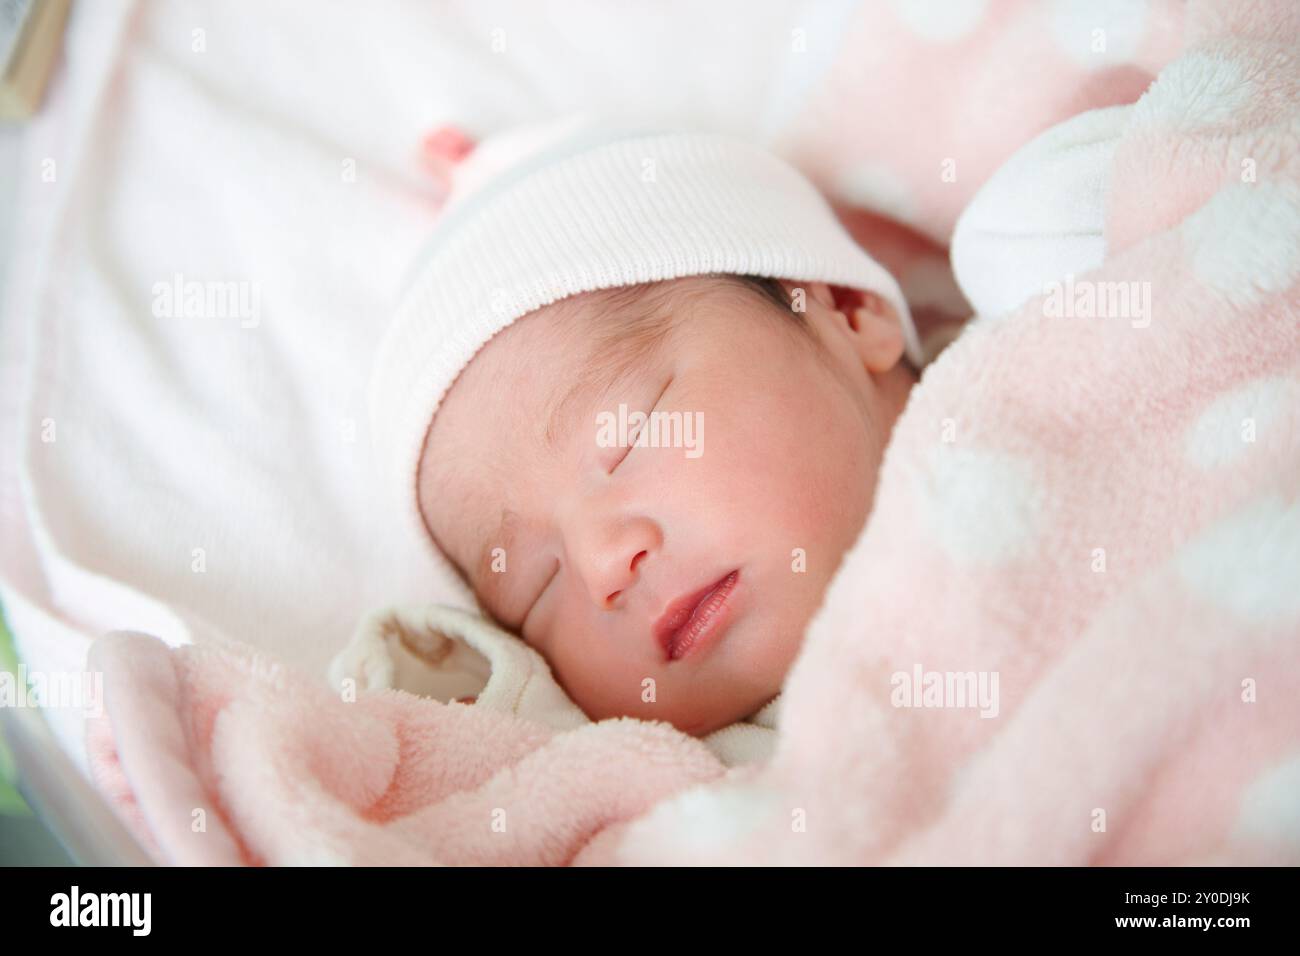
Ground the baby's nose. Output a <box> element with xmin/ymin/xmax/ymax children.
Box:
<box><xmin>604</xmin><ymin>549</ymin><xmax>649</xmax><ymax>607</ymax></box>
<box><xmin>573</xmin><ymin>517</ymin><xmax>661</xmax><ymax>609</ymax></box>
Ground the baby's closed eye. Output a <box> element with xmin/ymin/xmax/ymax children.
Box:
<box><xmin>598</xmin><ymin>376</ymin><xmax>673</xmax><ymax>474</ymax></box>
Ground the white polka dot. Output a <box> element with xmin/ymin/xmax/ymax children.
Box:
<box><xmin>1185</xmin><ymin>377</ymin><xmax>1293</xmax><ymax>469</ymax></box>
<box><xmin>888</xmin><ymin>0</ymin><xmax>988</xmax><ymax>43</ymax></box>
<box><xmin>920</xmin><ymin>448</ymin><xmax>1040</xmax><ymax>564</ymax></box>
<box><xmin>1183</xmin><ymin>183</ymin><xmax>1300</xmax><ymax>305</ymax></box>
<box><xmin>626</xmin><ymin>781</ymin><xmax>782</xmax><ymax>855</ymax></box>
<box><xmin>758</xmin><ymin>2</ymin><xmax>863</xmax><ymax>140</ymax></box>
<box><xmin>1049</xmin><ymin>0</ymin><xmax>1147</xmax><ymax>67</ymax></box>
<box><xmin>1050</xmin><ymin>0</ymin><xmax>1144</xmax><ymax>67</ymax></box>
<box><xmin>1177</xmin><ymin>498</ymin><xmax>1300</xmax><ymax>623</ymax></box>
<box><xmin>1232</xmin><ymin>754</ymin><xmax>1300</xmax><ymax>850</ymax></box>
<box><xmin>834</xmin><ymin>162</ymin><xmax>918</xmax><ymax>225</ymax></box>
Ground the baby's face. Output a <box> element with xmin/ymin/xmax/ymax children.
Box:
<box><xmin>420</xmin><ymin>275</ymin><xmax>914</xmax><ymax>736</ymax></box>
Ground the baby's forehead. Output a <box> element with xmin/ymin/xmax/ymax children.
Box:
<box><xmin>460</xmin><ymin>279</ymin><xmax>687</xmax><ymax>396</ymax></box>
<box><xmin>454</xmin><ymin>274</ymin><xmax>776</xmax><ymax>443</ymax></box>
<box><xmin>424</xmin><ymin>284</ymin><xmax>678</xmax><ymax>488</ymax></box>
<box><xmin>427</xmin><ymin>283</ymin><xmax>691</xmax><ymax>480</ymax></box>
<box><xmin>544</xmin><ymin>278</ymin><xmax>684</xmax><ymax>338</ymax></box>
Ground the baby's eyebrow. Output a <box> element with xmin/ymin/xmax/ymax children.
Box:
<box><xmin>542</xmin><ymin>377</ymin><xmax>600</xmax><ymax>453</ymax></box>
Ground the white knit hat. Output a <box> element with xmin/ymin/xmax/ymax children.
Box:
<box><xmin>371</xmin><ymin>113</ymin><xmax>923</xmax><ymax>609</ymax></box>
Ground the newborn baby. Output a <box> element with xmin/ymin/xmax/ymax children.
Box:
<box><xmin>364</xmin><ymin>114</ymin><xmax>926</xmax><ymax>758</ymax></box>
<box><xmin>421</xmin><ymin>273</ymin><xmax>916</xmax><ymax>738</ymax></box>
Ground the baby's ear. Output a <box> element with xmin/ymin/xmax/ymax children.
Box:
<box><xmin>850</xmin><ymin>289</ymin><xmax>906</xmax><ymax>373</ymax></box>
<box><xmin>781</xmin><ymin>280</ymin><xmax>905</xmax><ymax>375</ymax></box>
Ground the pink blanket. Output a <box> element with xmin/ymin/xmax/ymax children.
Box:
<box><xmin>85</xmin><ymin>1</ymin><xmax>1300</xmax><ymax>865</ymax></box>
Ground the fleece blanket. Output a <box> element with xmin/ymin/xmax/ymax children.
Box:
<box><xmin>84</xmin><ymin>1</ymin><xmax>1299</xmax><ymax>865</ymax></box>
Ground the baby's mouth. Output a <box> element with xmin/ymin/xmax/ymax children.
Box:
<box><xmin>653</xmin><ymin>570</ymin><xmax>741</xmax><ymax>662</ymax></box>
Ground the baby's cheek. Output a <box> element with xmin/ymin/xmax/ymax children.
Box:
<box><xmin>541</xmin><ymin>610</ymin><xmax>643</xmax><ymax>713</ymax></box>
<box><xmin>743</xmin><ymin>412</ymin><xmax>875</xmax><ymax>546</ymax></box>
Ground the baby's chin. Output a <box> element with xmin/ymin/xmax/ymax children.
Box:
<box><xmin>563</xmin><ymin>664</ymin><xmax>777</xmax><ymax>738</ymax></box>
<box><xmin>628</xmin><ymin>696</ymin><xmax>769</xmax><ymax>739</ymax></box>
<box><xmin>687</xmin><ymin>696</ymin><xmax>775</xmax><ymax>737</ymax></box>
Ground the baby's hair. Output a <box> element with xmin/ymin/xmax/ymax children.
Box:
<box><xmin>566</xmin><ymin>273</ymin><xmax>812</xmax><ymax>345</ymax></box>
<box><xmin>713</xmin><ymin>273</ymin><xmax>821</xmax><ymax>348</ymax></box>
<box><xmin>709</xmin><ymin>274</ymin><xmax>821</xmax><ymax>345</ymax></box>
<box><xmin>727</xmin><ymin>273</ymin><xmax>796</xmax><ymax>312</ymax></box>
